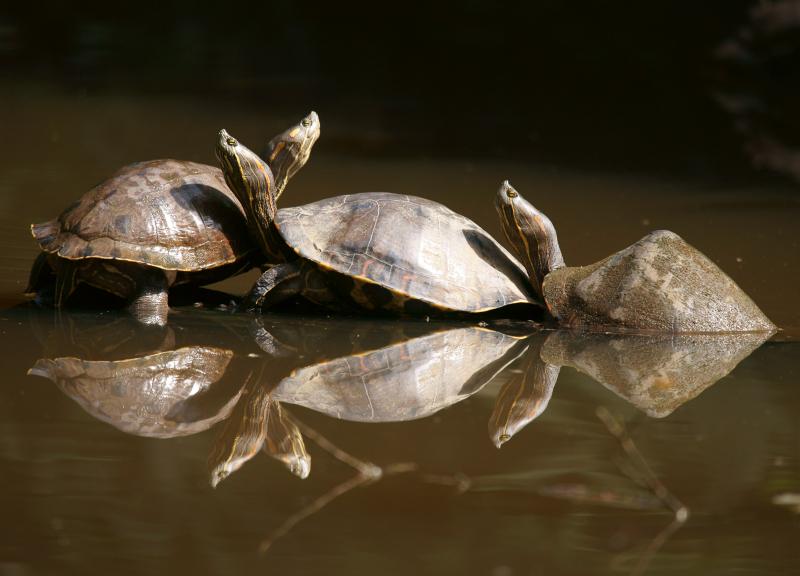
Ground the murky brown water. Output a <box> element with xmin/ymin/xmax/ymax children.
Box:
<box><xmin>1</xmin><ymin>90</ymin><xmax>799</xmax><ymax>575</ymax></box>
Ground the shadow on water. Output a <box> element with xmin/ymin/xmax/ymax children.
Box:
<box><xmin>3</xmin><ymin>305</ymin><xmax>792</xmax><ymax>573</ymax></box>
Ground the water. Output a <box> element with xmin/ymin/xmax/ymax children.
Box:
<box><xmin>1</xmin><ymin>90</ymin><xmax>799</xmax><ymax>575</ymax></box>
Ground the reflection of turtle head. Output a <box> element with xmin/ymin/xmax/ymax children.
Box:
<box><xmin>494</xmin><ymin>180</ymin><xmax>565</xmax><ymax>300</ymax></box>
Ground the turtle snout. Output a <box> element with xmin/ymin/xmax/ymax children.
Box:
<box><xmin>218</xmin><ymin>129</ymin><xmax>238</xmax><ymax>148</ymax></box>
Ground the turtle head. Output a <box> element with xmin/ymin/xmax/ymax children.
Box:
<box><xmin>216</xmin><ymin>129</ymin><xmax>279</xmax><ymax>256</ymax></box>
<box><xmin>495</xmin><ymin>180</ymin><xmax>565</xmax><ymax>299</ymax></box>
<box><xmin>265</xmin><ymin>111</ymin><xmax>320</xmax><ymax>200</ymax></box>
<box><xmin>217</xmin><ymin>129</ymin><xmax>277</xmax><ymax>218</ymax></box>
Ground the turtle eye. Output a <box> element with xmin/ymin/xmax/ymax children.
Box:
<box><xmin>226</xmin><ymin>137</ymin><xmax>238</xmax><ymax>147</ymax></box>
<box><xmin>506</xmin><ymin>189</ymin><xmax>518</xmax><ymax>198</ymax></box>
<box><xmin>301</xmin><ymin>118</ymin><xmax>312</xmax><ymax>128</ymax></box>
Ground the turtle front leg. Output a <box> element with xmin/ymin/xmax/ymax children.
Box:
<box><xmin>241</xmin><ymin>261</ymin><xmax>306</xmax><ymax>312</ymax></box>
<box><xmin>127</xmin><ymin>268</ymin><xmax>173</xmax><ymax>325</ymax></box>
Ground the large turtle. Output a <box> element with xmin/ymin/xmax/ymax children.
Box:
<box><xmin>26</xmin><ymin>113</ymin><xmax>320</xmax><ymax>325</ymax></box>
<box><xmin>494</xmin><ymin>181</ymin><xmax>775</xmax><ymax>333</ymax></box>
<box><xmin>215</xmin><ymin>130</ymin><xmax>541</xmax><ymax>316</ymax></box>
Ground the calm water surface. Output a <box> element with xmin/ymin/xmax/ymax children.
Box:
<box><xmin>0</xmin><ymin>92</ymin><xmax>798</xmax><ymax>575</ymax></box>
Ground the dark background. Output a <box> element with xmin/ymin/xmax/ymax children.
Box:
<box><xmin>2</xmin><ymin>0</ymin><xmax>799</xmax><ymax>182</ymax></box>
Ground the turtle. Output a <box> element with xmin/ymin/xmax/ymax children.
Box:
<box><xmin>494</xmin><ymin>181</ymin><xmax>776</xmax><ymax>333</ymax></box>
<box><xmin>26</xmin><ymin>112</ymin><xmax>320</xmax><ymax>325</ymax></box>
<box><xmin>215</xmin><ymin>130</ymin><xmax>541</xmax><ymax>317</ymax></box>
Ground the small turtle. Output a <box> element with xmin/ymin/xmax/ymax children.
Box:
<box><xmin>26</xmin><ymin>113</ymin><xmax>320</xmax><ymax>325</ymax></box>
<box><xmin>495</xmin><ymin>181</ymin><xmax>776</xmax><ymax>332</ymax></box>
<box><xmin>215</xmin><ymin>131</ymin><xmax>540</xmax><ymax>316</ymax></box>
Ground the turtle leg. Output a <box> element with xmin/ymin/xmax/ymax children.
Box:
<box><xmin>240</xmin><ymin>261</ymin><xmax>306</xmax><ymax>312</ymax></box>
<box><xmin>26</xmin><ymin>252</ymin><xmax>57</xmax><ymax>305</ymax></box>
<box><xmin>54</xmin><ymin>259</ymin><xmax>79</xmax><ymax>308</ymax></box>
<box><xmin>127</xmin><ymin>267</ymin><xmax>172</xmax><ymax>325</ymax></box>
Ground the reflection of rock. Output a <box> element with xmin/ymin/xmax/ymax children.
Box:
<box><xmin>488</xmin><ymin>335</ymin><xmax>559</xmax><ymax>447</ymax></box>
<box><xmin>29</xmin><ymin>346</ymin><xmax>243</xmax><ymax>437</ymax></box>
<box><xmin>273</xmin><ymin>327</ymin><xmax>528</xmax><ymax>422</ymax></box>
<box><xmin>541</xmin><ymin>331</ymin><xmax>772</xmax><ymax>417</ymax></box>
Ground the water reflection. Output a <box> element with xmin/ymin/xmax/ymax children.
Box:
<box><xmin>541</xmin><ymin>331</ymin><xmax>774</xmax><ymax>418</ymax></box>
<box><xmin>28</xmin><ymin>311</ymin><xmax>772</xmax><ymax>469</ymax></box>
<box><xmin>18</xmin><ymin>309</ymin><xmax>782</xmax><ymax>567</ymax></box>
<box><xmin>25</xmin><ymin>314</ymin><xmax>252</xmax><ymax>438</ymax></box>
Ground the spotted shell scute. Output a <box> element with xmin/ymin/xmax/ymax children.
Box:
<box><xmin>276</xmin><ymin>193</ymin><xmax>538</xmax><ymax>312</ymax></box>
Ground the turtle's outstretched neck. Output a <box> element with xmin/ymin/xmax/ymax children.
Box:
<box><xmin>216</xmin><ymin>129</ymin><xmax>285</xmax><ymax>263</ymax></box>
<box><xmin>495</xmin><ymin>181</ymin><xmax>565</xmax><ymax>301</ymax></box>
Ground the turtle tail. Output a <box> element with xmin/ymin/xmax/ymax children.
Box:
<box><xmin>31</xmin><ymin>220</ymin><xmax>61</xmax><ymax>252</ymax></box>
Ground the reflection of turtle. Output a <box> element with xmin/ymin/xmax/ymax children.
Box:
<box><xmin>27</xmin><ymin>113</ymin><xmax>319</xmax><ymax>324</ymax></box>
<box><xmin>495</xmin><ymin>182</ymin><xmax>775</xmax><ymax>332</ymax></box>
<box><xmin>271</xmin><ymin>325</ymin><xmax>528</xmax><ymax>422</ymax></box>
<box><xmin>208</xmin><ymin>374</ymin><xmax>309</xmax><ymax>487</ymax></box>
<box><xmin>28</xmin><ymin>346</ymin><xmax>244</xmax><ymax>438</ymax></box>
<box><xmin>216</xmin><ymin>131</ymin><xmax>540</xmax><ymax>316</ymax></box>
<box><xmin>206</xmin><ymin>321</ymin><xmax>528</xmax><ymax>486</ymax></box>
<box><xmin>488</xmin><ymin>334</ymin><xmax>558</xmax><ymax>448</ymax></box>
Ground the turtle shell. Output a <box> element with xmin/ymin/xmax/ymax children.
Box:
<box><xmin>28</xmin><ymin>346</ymin><xmax>241</xmax><ymax>438</ymax></box>
<box><xmin>31</xmin><ymin>160</ymin><xmax>254</xmax><ymax>271</ymax></box>
<box><xmin>272</xmin><ymin>326</ymin><xmax>527</xmax><ymax>422</ymax></box>
<box><xmin>275</xmin><ymin>193</ymin><xmax>538</xmax><ymax>312</ymax></box>
<box><xmin>543</xmin><ymin>230</ymin><xmax>776</xmax><ymax>333</ymax></box>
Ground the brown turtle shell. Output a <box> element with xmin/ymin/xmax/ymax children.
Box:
<box><xmin>275</xmin><ymin>193</ymin><xmax>538</xmax><ymax>312</ymax></box>
<box><xmin>272</xmin><ymin>326</ymin><xmax>527</xmax><ymax>422</ymax></box>
<box><xmin>28</xmin><ymin>346</ymin><xmax>241</xmax><ymax>438</ymax></box>
<box><xmin>31</xmin><ymin>160</ymin><xmax>254</xmax><ymax>271</ymax></box>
